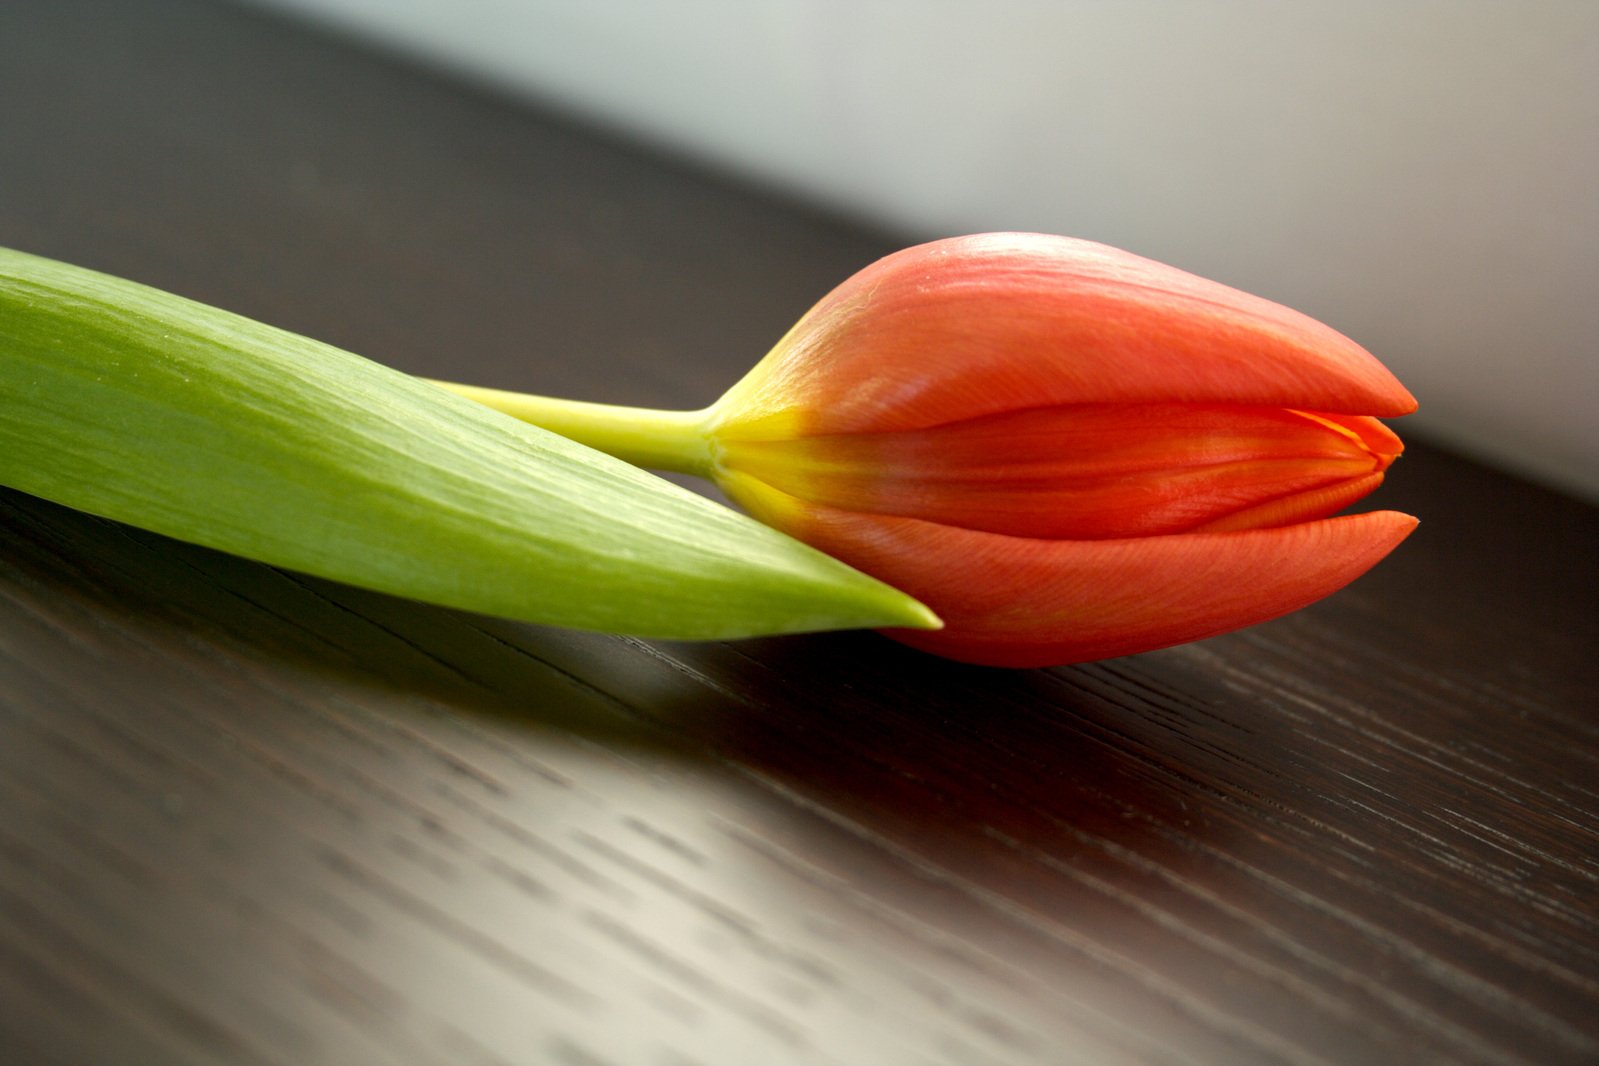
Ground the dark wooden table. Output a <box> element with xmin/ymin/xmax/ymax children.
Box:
<box><xmin>3</xmin><ymin>2</ymin><xmax>1596</xmax><ymax>1064</ymax></box>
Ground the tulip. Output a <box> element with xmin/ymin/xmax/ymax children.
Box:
<box><xmin>440</xmin><ymin>233</ymin><xmax>1417</xmax><ymax>667</ymax></box>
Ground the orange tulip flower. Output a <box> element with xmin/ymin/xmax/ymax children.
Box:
<box><xmin>443</xmin><ymin>233</ymin><xmax>1417</xmax><ymax>667</ymax></box>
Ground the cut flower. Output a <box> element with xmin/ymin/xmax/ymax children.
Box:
<box><xmin>442</xmin><ymin>233</ymin><xmax>1418</xmax><ymax>667</ymax></box>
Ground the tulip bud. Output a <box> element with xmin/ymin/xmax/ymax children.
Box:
<box><xmin>442</xmin><ymin>233</ymin><xmax>1418</xmax><ymax>667</ymax></box>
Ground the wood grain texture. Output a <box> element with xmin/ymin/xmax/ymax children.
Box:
<box><xmin>2</xmin><ymin>2</ymin><xmax>1597</xmax><ymax>1064</ymax></box>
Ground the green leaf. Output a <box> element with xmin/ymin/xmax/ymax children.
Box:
<box><xmin>0</xmin><ymin>247</ymin><xmax>939</xmax><ymax>638</ymax></box>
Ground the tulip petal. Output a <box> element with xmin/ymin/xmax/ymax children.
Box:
<box><xmin>723</xmin><ymin>471</ymin><xmax>1417</xmax><ymax>668</ymax></box>
<box><xmin>713</xmin><ymin>234</ymin><xmax>1416</xmax><ymax>440</ymax></box>
<box><xmin>1190</xmin><ymin>472</ymin><xmax>1387</xmax><ymax>533</ymax></box>
<box><xmin>720</xmin><ymin>403</ymin><xmax>1399</xmax><ymax>539</ymax></box>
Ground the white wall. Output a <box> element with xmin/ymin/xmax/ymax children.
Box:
<box><xmin>240</xmin><ymin>0</ymin><xmax>1599</xmax><ymax>499</ymax></box>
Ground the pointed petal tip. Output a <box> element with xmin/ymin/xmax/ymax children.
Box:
<box><xmin>1371</xmin><ymin>379</ymin><xmax>1419</xmax><ymax>419</ymax></box>
<box><xmin>1362</xmin><ymin>509</ymin><xmax>1420</xmax><ymax>541</ymax></box>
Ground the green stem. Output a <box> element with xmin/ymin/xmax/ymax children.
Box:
<box><xmin>430</xmin><ymin>380</ymin><xmax>713</xmax><ymax>476</ymax></box>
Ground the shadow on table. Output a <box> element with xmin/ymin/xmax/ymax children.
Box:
<box><xmin>4</xmin><ymin>484</ymin><xmax>1264</xmax><ymax>868</ymax></box>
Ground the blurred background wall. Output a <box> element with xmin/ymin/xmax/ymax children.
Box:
<box><xmin>235</xmin><ymin>0</ymin><xmax>1599</xmax><ymax>499</ymax></box>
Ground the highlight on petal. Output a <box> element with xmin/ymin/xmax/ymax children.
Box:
<box><xmin>712</xmin><ymin>233</ymin><xmax>1417</xmax><ymax>441</ymax></box>
<box><xmin>722</xmin><ymin>471</ymin><xmax>1417</xmax><ymax>669</ymax></box>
